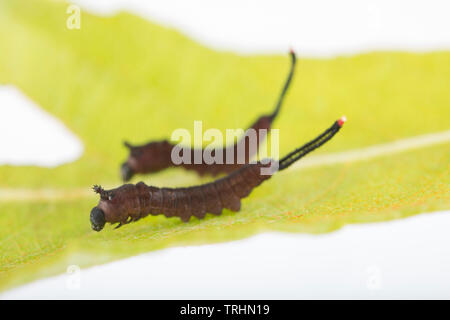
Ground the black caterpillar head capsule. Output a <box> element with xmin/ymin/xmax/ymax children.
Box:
<box><xmin>121</xmin><ymin>140</ymin><xmax>173</xmax><ymax>181</ymax></box>
<box><xmin>90</xmin><ymin>207</ymin><xmax>106</xmax><ymax>232</ymax></box>
<box><xmin>121</xmin><ymin>162</ymin><xmax>134</xmax><ymax>182</ymax></box>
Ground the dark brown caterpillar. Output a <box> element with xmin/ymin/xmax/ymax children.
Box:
<box><xmin>120</xmin><ymin>50</ymin><xmax>297</xmax><ymax>181</ymax></box>
<box><xmin>91</xmin><ymin>117</ymin><xmax>346</xmax><ymax>231</ymax></box>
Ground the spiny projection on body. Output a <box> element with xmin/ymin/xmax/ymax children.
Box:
<box><xmin>90</xmin><ymin>117</ymin><xmax>346</xmax><ymax>231</ymax></box>
<box><xmin>120</xmin><ymin>50</ymin><xmax>297</xmax><ymax>181</ymax></box>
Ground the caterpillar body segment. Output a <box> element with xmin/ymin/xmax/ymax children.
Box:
<box><xmin>93</xmin><ymin>162</ymin><xmax>273</xmax><ymax>230</ymax></box>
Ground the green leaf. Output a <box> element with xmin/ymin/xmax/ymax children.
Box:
<box><xmin>0</xmin><ymin>0</ymin><xmax>449</xmax><ymax>291</ymax></box>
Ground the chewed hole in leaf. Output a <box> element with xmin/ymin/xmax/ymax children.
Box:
<box><xmin>0</xmin><ymin>85</ymin><xmax>83</xmax><ymax>167</ymax></box>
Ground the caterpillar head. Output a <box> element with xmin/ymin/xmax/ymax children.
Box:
<box><xmin>90</xmin><ymin>184</ymin><xmax>138</xmax><ymax>231</ymax></box>
<box><xmin>90</xmin><ymin>185</ymin><xmax>107</xmax><ymax>231</ymax></box>
<box><xmin>121</xmin><ymin>140</ymin><xmax>173</xmax><ymax>181</ymax></box>
<box><xmin>120</xmin><ymin>142</ymin><xmax>137</xmax><ymax>182</ymax></box>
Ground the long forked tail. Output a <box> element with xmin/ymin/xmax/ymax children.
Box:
<box><xmin>268</xmin><ymin>49</ymin><xmax>297</xmax><ymax>121</ymax></box>
<box><xmin>278</xmin><ymin>116</ymin><xmax>346</xmax><ymax>171</ymax></box>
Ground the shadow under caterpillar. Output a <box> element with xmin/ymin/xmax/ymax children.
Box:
<box><xmin>120</xmin><ymin>50</ymin><xmax>297</xmax><ymax>181</ymax></box>
<box><xmin>91</xmin><ymin>117</ymin><xmax>346</xmax><ymax>231</ymax></box>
